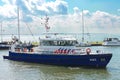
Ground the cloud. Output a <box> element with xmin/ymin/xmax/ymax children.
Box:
<box><xmin>86</xmin><ymin>10</ymin><xmax>120</xmax><ymax>33</ymax></box>
<box><xmin>0</xmin><ymin>0</ymin><xmax>120</xmax><ymax>34</ymax></box>
<box><xmin>16</xmin><ymin>0</ymin><xmax>68</xmax><ymax>16</ymax></box>
<box><xmin>0</xmin><ymin>0</ymin><xmax>68</xmax><ymax>21</ymax></box>
<box><xmin>34</xmin><ymin>0</ymin><xmax>68</xmax><ymax>15</ymax></box>
<box><xmin>91</xmin><ymin>11</ymin><xmax>117</xmax><ymax>28</ymax></box>
<box><xmin>0</xmin><ymin>3</ymin><xmax>16</xmax><ymax>19</ymax></box>
<box><xmin>47</xmin><ymin>9</ymin><xmax>120</xmax><ymax>33</ymax></box>
<box><xmin>73</xmin><ymin>7</ymin><xmax>80</xmax><ymax>16</ymax></box>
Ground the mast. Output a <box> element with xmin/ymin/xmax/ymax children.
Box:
<box><xmin>82</xmin><ymin>9</ymin><xmax>84</xmax><ymax>42</ymax></box>
<box><xmin>17</xmin><ymin>6</ymin><xmax>20</xmax><ymax>41</ymax></box>
<box><xmin>0</xmin><ymin>22</ymin><xmax>3</xmax><ymax>42</ymax></box>
<box><xmin>45</xmin><ymin>14</ymin><xmax>50</xmax><ymax>32</ymax></box>
<box><xmin>41</xmin><ymin>14</ymin><xmax>50</xmax><ymax>38</ymax></box>
<box><xmin>41</xmin><ymin>15</ymin><xmax>50</xmax><ymax>33</ymax></box>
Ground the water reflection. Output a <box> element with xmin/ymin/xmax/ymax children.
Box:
<box><xmin>5</xmin><ymin>60</ymin><xmax>111</xmax><ymax>80</ymax></box>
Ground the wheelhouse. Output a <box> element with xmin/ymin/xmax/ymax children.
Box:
<box><xmin>39</xmin><ymin>37</ymin><xmax>78</xmax><ymax>46</ymax></box>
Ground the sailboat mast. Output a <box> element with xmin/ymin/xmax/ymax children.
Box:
<box><xmin>82</xmin><ymin>9</ymin><xmax>84</xmax><ymax>42</ymax></box>
<box><xmin>17</xmin><ymin>6</ymin><xmax>20</xmax><ymax>41</ymax></box>
<box><xmin>0</xmin><ymin>22</ymin><xmax>3</xmax><ymax>42</ymax></box>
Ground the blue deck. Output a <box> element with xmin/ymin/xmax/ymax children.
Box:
<box><xmin>3</xmin><ymin>51</ymin><xmax>112</xmax><ymax>68</ymax></box>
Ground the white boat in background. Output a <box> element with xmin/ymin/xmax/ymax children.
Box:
<box><xmin>102</xmin><ymin>38</ymin><xmax>120</xmax><ymax>46</ymax></box>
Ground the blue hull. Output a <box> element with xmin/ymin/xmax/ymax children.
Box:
<box><xmin>3</xmin><ymin>51</ymin><xmax>112</xmax><ymax>68</ymax></box>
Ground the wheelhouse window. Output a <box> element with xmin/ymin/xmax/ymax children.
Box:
<box><xmin>40</xmin><ymin>40</ymin><xmax>78</xmax><ymax>46</ymax></box>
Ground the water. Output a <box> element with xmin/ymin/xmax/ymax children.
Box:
<box><xmin>0</xmin><ymin>34</ymin><xmax>120</xmax><ymax>80</ymax></box>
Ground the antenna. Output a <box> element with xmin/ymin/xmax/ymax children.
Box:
<box><xmin>45</xmin><ymin>14</ymin><xmax>50</xmax><ymax>32</ymax></box>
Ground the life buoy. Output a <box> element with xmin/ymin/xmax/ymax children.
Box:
<box><xmin>86</xmin><ymin>48</ymin><xmax>91</xmax><ymax>54</ymax></box>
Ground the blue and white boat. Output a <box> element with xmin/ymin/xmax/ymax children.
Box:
<box><xmin>3</xmin><ymin>13</ymin><xmax>112</xmax><ymax>68</ymax></box>
<box><xmin>3</xmin><ymin>34</ymin><xmax>112</xmax><ymax>68</ymax></box>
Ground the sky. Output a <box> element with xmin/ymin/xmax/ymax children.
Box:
<box><xmin>0</xmin><ymin>0</ymin><xmax>120</xmax><ymax>35</ymax></box>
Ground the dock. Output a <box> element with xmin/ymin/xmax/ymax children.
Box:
<box><xmin>90</xmin><ymin>41</ymin><xmax>103</xmax><ymax>46</ymax></box>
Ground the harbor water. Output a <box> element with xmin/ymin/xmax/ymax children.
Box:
<box><xmin>0</xmin><ymin>34</ymin><xmax>120</xmax><ymax>80</ymax></box>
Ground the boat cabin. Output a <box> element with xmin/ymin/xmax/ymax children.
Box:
<box><xmin>39</xmin><ymin>36</ymin><xmax>78</xmax><ymax>46</ymax></box>
<box><xmin>103</xmin><ymin>38</ymin><xmax>120</xmax><ymax>42</ymax></box>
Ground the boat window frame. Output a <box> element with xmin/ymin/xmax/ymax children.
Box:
<box><xmin>40</xmin><ymin>40</ymin><xmax>78</xmax><ymax>46</ymax></box>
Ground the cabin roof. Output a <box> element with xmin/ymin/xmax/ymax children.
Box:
<box><xmin>105</xmin><ymin>38</ymin><xmax>119</xmax><ymax>40</ymax></box>
<box><xmin>39</xmin><ymin>36</ymin><xmax>77</xmax><ymax>41</ymax></box>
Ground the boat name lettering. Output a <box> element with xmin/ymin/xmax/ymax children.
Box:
<box><xmin>101</xmin><ymin>58</ymin><xmax>106</xmax><ymax>61</ymax></box>
<box><xmin>89</xmin><ymin>58</ymin><xmax>96</xmax><ymax>61</ymax></box>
